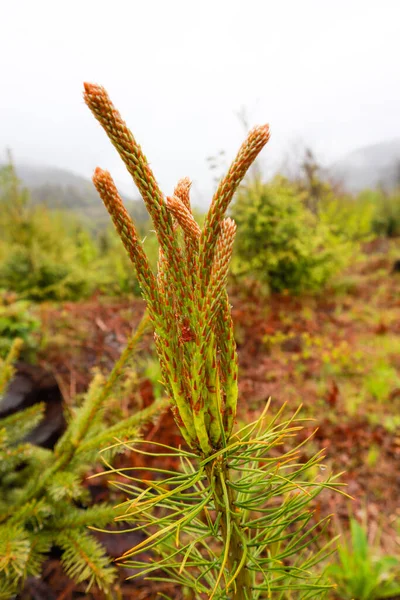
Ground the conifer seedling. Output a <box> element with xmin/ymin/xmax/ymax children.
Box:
<box><xmin>85</xmin><ymin>82</ymin><xmax>341</xmax><ymax>599</ymax></box>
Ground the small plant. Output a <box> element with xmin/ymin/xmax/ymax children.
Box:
<box><xmin>84</xmin><ymin>82</ymin><xmax>342</xmax><ymax>598</ymax></box>
<box><xmin>328</xmin><ymin>519</ymin><xmax>400</xmax><ymax>599</ymax></box>
<box><xmin>0</xmin><ymin>318</ymin><xmax>167</xmax><ymax>598</ymax></box>
<box><xmin>0</xmin><ymin>299</ymin><xmax>40</xmax><ymax>359</ymax></box>
<box><xmin>364</xmin><ymin>361</ymin><xmax>400</xmax><ymax>403</ymax></box>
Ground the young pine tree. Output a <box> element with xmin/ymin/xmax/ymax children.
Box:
<box><xmin>0</xmin><ymin>316</ymin><xmax>167</xmax><ymax>599</ymax></box>
<box><xmin>84</xmin><ymin>83</ymin><xmax>342</xmax><ymax>599</ymax></box>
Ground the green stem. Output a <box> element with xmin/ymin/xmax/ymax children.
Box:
<box><xmin>206</xmin><ymin>459</ymin><xmax>253</xmax><ymax>599</ymax></box>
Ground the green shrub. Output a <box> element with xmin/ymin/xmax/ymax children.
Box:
<box><xmin>0</xmin><ymin>163</ymin><xmax>97</xmax><ymax>300</ymax></box>
<box><xmin>231</xmin><ymin>176</ymin><xmax>348</xmax><ymax>293</ymax></box>
<box><xmin>319</xmin><ymin>194</ymin><xmax>375</xmax><ymax>243</ymax></box>
<box><xmin>0</xmin><ymin>160</ymin><xmax>153</xmax><ymax>300</ymax></box>
<box><xmin>0</xmin><ymin>300</ymin><xmax>40</xmax><ymax>359</ymax></box>
<box><xmin>370</xmin><ymin>190</ymin><xmax>400</xmax><ymax>238</ymax></box>
<box><xmin>0</xmin><ymin>244</ymin><xmax>90</xmax><ymax>301</ymax></box>
<box><xmin>285</xmin><ymin>148</ymin><xmax>374</xmax><ymax>242</ymax></box>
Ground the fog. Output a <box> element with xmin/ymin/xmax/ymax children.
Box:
<box><xmin>1</xmin><ymin>0</ymin><xmax>400</xmax><ymax>203</ymax></box>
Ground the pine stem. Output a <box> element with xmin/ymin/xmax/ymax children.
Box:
<box><xmin>206</xmin><ymin>460</ymin><xmax>253</xmax><ymax>599</ymax></box>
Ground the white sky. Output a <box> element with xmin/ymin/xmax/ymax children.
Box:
<box><xmin>1</xmin><ymin>0</ymin><xmax>400</xmax><ymax>204</ymax></box>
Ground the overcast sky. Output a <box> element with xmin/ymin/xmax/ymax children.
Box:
<box><xmin>1</xmin><ymin>0</ymin><xmax>400</xmax><ymax>204</ymax></box>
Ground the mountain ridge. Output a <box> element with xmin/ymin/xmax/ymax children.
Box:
<box><xmin>328</xmin><ymin>138</ymin><xmax>400</xmax><ymax>192</ymax></box>
<box><xmin>1</xmin><ymin>162</ymin><xmax>149</xmax><ymax>228</ymax></box>
<box><xmin>4</xmin><ymin>136</ymin><xmax>400</xmax><ymax>224</ymax></box>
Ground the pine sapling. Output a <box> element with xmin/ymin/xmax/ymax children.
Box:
<box><xmin>85</xmin><ymin>83</ymin><xmax>342</xmax><ymax>599</ymax></box>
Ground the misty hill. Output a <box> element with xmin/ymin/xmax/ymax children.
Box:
<box><xmin>11</xmin><ymin>163</ymin><xmax>149</xmax><ymax>229</ymax></box>
<box><xmin>329</xmin><ymin>139</ymin><xmax>400</xmax><ymax>193</ymax></box>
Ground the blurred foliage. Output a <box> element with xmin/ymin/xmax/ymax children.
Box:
<box><xmin>293</xmin><ymin>149</ymin><xmax>378</xmax><ymax>243</ymax></box>
<box><xmin>0</xmin><ymin>298</ymin><xmax>40</xmax><ymax>359</ymax></box>
<box><xmin>328</xmin><ymin>519</ymin><xmax>400</xmax><ymax>599</ymax></box>
<box><xmin>0</xmin><ymin>159</ymin><xmax>159</xmax><ymax>301</ymax></box>
<box><xmin>229</xmin><ymin>144</ymin><xmax>400</xmax><ymax>294</ymax></box>
<box><xmin>3</xmin><ymin>146</ymin><xmax>400</xmax><ymax>303</ymax></box>
<box><xmin>231</xmin><ymin>175</ymin><xmax>350</xmax><ymax>293</ymax></box>
<box><xmin>362</xmin><ymin>189</ymin><xmax>400</xmax><ymax>238</ymax></box>
<box><xmin>319</xmin><ymin>193</ymin><xmax>375</xmax><ymax>243</ymax></box>
<box><xmin>364</xmin><ymin>361</ymin><xmax>400</xmax><ymax>403</ymax></box>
